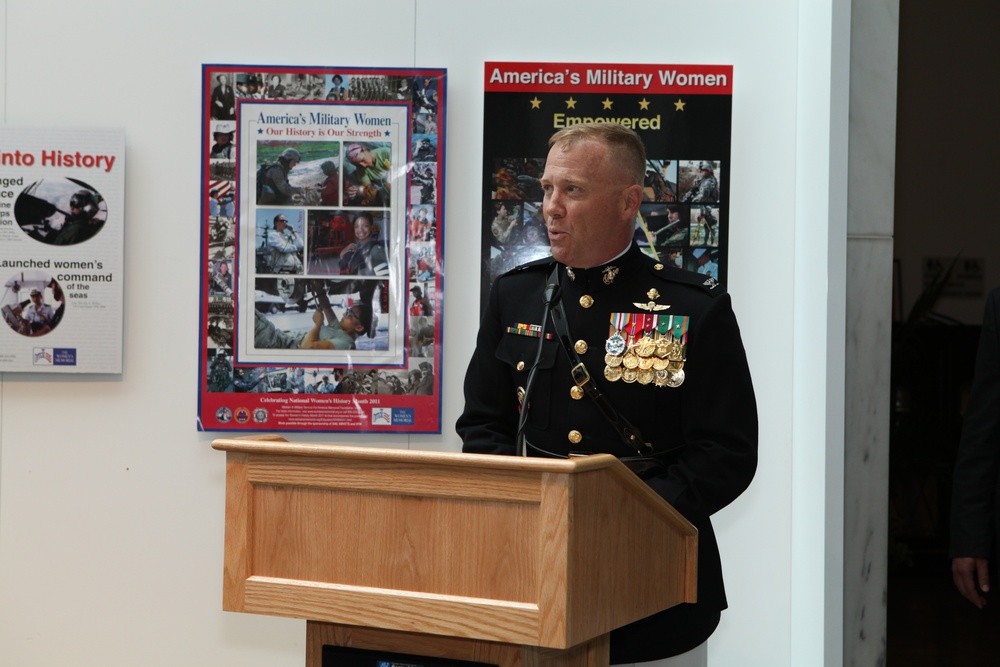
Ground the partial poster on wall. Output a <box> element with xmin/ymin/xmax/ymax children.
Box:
<box><xmin>0</xmin><ymin>128</ymin><xmax>125</xmax><ymax>373</ymax></box>
<box><xmin>198</xmin><ymin>65</ymin><xmax>445</xmax><ymax>433</ymax></box>
<box><xmin>482</xmin><ymin>62</ymin><xmax>731</xmax><ymax>307</ymax></box>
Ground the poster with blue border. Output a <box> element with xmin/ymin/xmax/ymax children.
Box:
<box><xmin>198</xmin><ymin>65</ymin><xmax>445</xmax><ymax>433</ymax></box>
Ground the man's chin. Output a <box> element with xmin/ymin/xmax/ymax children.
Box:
<box><xmin>549</xmin><ymin>243</ymin><xmax>571</xmax><ymax>265</ymax></box>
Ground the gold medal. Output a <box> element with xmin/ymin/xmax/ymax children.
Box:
<box><xmin>637</xmin><ymin>368</ymin><xmax>654</xmax><ymax>385</ymax></box>
<box><xmin>622</xmin><ymin>367</ymin><xmax>638</xmax><ymax>383</ymax></box>
<box><xmin>638</xmin><ymin>356</ymin><xmax>654</xmax><ymax>370</ymax></box>
<box><xmin>635</xmin><ymin>335</ymin><xmax>655</xmax><ymax>358</ymax></box>
<box><xmin>622</xmin><ymin>350</ymin><xmax>639</xmax><ymax>369</ymax></box>
<box><xmin>604</xmin><ymin>365</ymin><xmax>623</xmax><ymax>382</ymax></box>
<box><xmin>652</xmin><ymin>357</ymin><xmax>669</xmax><ymax>371</ymax></box>
<box><xmin>605</xmin><ymin>352</ymin><xmax>623</xmax><ymax>367</ymax></box>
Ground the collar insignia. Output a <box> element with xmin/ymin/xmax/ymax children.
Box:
<box><xmin>602</xmin><ymin>265</ymin><xmax>619</xmax><ymax>285</ymax></box>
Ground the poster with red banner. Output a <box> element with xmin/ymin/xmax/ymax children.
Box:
<box><xmin>198</xmin><ymin>65</ymin><xmax>445</xmax><ymax>433</ymax></box>
<box><xmin>481</xmin><ymin>62</ymin><xmax>732</xmax><ymax>307</ymax></box>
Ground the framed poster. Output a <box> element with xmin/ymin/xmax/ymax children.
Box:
<box><xmin>481</xmin><ymin>62</ymin><xmax>732</xmax><ymax>306</ymax></box>
<box><xmin>0</xmin><ymin>127</ymin><xmax>125</xmax><ymax>373</ymax></box>
<box><xmin>198</xmin><ymin>66</ymin><xmax>445</xmax><ymax>433</ymax></box>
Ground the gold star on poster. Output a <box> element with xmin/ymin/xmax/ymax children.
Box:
<box><xmin>639</xmin><ymin>98</ymin><xmax>651</xmax><ymax>110</ymax></box>
<box><xmin>674</xmin><ymin>98</ymin><xmax>686</xmax><ymax>111</ymax></box>
<box><xmin>530</xmin><ymin>97</ymin><xmax>542</xmax><ymax>109</ymax></box>
<box><xmin>602</xmin><ymin>98</ymin><xmax>614</xmax><ymax>110</ymax></box>
<box><xmin>566</xmin><ymin>97</ymin><xmax>577</xmax><ymax>109</ymax></box>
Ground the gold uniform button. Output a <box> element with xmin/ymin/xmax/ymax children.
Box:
<box><xmin>654</xmin><ymin>263</ymin><xmax>664</xmax><ymax>270</ymax></box>
<box><xmin>517</xmin><ymin>386</ymin><xmax>526</xmax><ymax>404</ymax></box>
<box><xmin>516</xmin><ymin>361</ymin><xmax>525</xmax><ymax>371</ymax></box>
<box><xmin>568</xmin><ymin>430</ymin><xmax>583</xmax><ymax>444</ymax></box>
<box><xmin>579</xmin><ymin>295</ymin><xmax>594</xmax><ymax>308</ymax></box>
<box><xmin>574</xmin><ymin>339</ymin><xmax>588</xmax><ymax>355</ymax></box>
<box><xmin>570</xmin><ymin>386</ymin><xmax>584</xmax><ymax>400</ymax></box>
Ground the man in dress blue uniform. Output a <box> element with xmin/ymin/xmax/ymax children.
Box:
<box><xmin>458</xmin><ymin>123</ymin><xmax>757</xmax><ymax>663</ymax></box>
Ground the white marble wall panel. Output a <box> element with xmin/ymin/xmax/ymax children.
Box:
<box><xmin>844</xmin><ymin>238</ymin><xmax>893</xmax><ymax>666</ymax></box>
<box><xmin>848</xmin><ymin>0</ymin><xmax>900</xmax><ymax>238</ymax></box>
<box><xmin>845</xmin><ymin>1</ymin><xmax>898</xmax><ymax>665</ymax></box>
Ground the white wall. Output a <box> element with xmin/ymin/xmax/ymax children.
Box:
<box><xmin>0</xmin><ymin>1</ymin><xmax>849</xmax><ymax>665</ymax></box>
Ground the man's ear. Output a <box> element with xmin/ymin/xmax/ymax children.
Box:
<box><xmin>622</xmin><ymin>183</ymin><xmax>643</xmax><ymax>219</ymax></box>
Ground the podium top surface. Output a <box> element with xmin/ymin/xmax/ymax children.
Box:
<box><xmin>212</xmin><ymin>435</ymin><xmax>620</xmax><ymax>474</ymax></box>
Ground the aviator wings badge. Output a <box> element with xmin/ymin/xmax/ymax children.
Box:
<box><xmin>634</xmin><ymin>288</ymin><xmax>670</xmax><ymax>312</ymax></box>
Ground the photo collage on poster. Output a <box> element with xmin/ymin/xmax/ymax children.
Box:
<box><xmin>486</xmin><ymin>157</ymin><xmax>723</xmax><ymax>288</ymax></box>
<box><xmin>482</xmin><ymin>62</ymin><xmax>732</xmax><ymax>307</ymax></box>
<box><xmin>200</xmin><ymin>66</ymin><xmax>445</xmax><ymax>433</ymax></box>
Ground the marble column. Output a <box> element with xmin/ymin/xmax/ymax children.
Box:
<box><xmin>844</xmin><ymin>0</ymin><xmax>898</xmax><ymax>664</ymax></box>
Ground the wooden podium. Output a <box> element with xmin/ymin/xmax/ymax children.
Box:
<box><xmin>212</xmin><ymin>435</ymin><xmax>697</xmax><ymax>667</ymax></box>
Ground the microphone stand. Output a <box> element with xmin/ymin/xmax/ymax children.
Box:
<box><xmin>515</xmin><ymin>268</ymin><xmax>561</xmax><ymax>457</ymax></box>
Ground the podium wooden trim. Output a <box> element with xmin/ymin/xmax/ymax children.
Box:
<box><xmin>213</xmin><ymin>435</ymin><xmax>697</xmax><ymax>667</ymax></box>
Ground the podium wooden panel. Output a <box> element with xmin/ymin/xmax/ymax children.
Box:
<box><xmin>213</xmin><ymin>435</ymin><xmax>697</xmax><ymax>667</ymax></box>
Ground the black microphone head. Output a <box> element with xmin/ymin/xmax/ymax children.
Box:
<box><xmin>543</xmin><ymin>282</ymin><xmax>561</xmax><ymax>306</ymax></box>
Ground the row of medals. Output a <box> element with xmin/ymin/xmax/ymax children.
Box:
<box><xmin>604</xmin><ymin>329</ymin><xmax>686</xmax><ymax>387</ymax></box>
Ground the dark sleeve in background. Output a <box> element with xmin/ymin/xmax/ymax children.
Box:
<box><xmin>950</xmin><ymin>288</ymin><xmax>1000</xmax><ymax>559</ymax></box>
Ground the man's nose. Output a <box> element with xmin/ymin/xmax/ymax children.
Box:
<box><xmin>543</xmin><ymin>193</ymin><xmax>564</xmax><ymax>221</ymax></box>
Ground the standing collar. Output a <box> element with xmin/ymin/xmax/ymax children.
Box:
<box><xmin>563</xmin><ymin>242</ymin><xmax>644</xmax><ymax>291</ymax></box>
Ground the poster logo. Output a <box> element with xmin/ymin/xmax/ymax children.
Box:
<box><xmin>371</xmin><ymin>407</ymin><xmax>415</xmax><ymax>426</ymax></box>
<box><xmin>235</xmin><ymin>407</ymin><xmax>251</xmax><ymax>424</ymax></box>
<box><xmin>32</xmin><ymin>348</ymin><xmax>77</xmax><ymax>366</ymax></box>
<box><xmin>253</xmin><ymin>408</ymin><xmax>269</xmax><ymax>423</ymax></box>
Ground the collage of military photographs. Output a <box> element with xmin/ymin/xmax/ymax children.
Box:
<box><xmin>485</xmin><ymin>156</ymin><xmax>723</xmax><ymax>288</ymax></box>
<box><xmin>200</xmin><ymin>67</ymin><xmax>446</xmax><ymax>427</ymax></box>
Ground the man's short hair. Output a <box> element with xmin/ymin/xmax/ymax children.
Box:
<box><xmin>548</xmin><ymin>122</ymin><xmax>646</xmax><ymax>186</ymax></box>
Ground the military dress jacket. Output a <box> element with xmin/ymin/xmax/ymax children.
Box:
<box><xmin>457</xmin><ymin>243</ymin><xmax>758</xmax><ymax>615</ymax></box>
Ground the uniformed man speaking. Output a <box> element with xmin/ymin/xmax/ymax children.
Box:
<box><xmin>458</xmin><ymin>123</ymin><xmax>757</xmax><ymax>663</ymax></box>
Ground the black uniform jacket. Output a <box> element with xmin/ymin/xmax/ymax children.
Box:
<box><xmin>951</xmin><ymin>287</ymin><xmax>1000</xmax><ymax>560</ymax></box>
<box><xmin>458</xmin><ymin>243</ymin><xmax>758</xmax><ymax>615</ymax></box>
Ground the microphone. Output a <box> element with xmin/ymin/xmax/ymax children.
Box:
<box><xmin>543</xmin><ymin>281</ymin><xmax>561</xmax><ymax>308</ymax></box>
